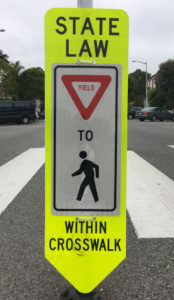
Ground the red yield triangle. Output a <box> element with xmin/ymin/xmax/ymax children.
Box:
<box><xmin>61</xmin><ymin>75</ymin><xmax>112</xmax><ymax>120</ymax></box>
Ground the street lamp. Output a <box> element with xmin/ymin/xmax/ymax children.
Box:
<box><xmin>132</xmin><ymin>60</ymin><xmax>148</xmax><ymax>107</ymax></box>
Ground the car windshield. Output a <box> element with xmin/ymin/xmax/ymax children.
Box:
<box><xmin>133</xmin><ymin>107</ymin><xmax>142</xmax><ymax>110</ymax></box>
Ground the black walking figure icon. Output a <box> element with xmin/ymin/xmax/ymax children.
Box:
<box><xmin>72</xmin><ymin>151</ymin><xmax>99</xmax><ymax>202</ymax></box>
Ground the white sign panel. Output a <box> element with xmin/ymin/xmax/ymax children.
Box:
<box><xmin>52</xmin><ymin>64</ymin><xmax>122</xmax><ymax>216</ymax></box>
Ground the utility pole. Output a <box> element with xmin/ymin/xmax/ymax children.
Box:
<box><xmin>132</xmin><ymin>60</ymin><xmax>148</xmax><ymax>107</ymax></box>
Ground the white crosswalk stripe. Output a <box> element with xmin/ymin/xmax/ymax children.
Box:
<box><xmin>0</xmin><ymin>148</ymin><xmax>174</xmax><ymax>239</ymax></box>
<box><xmin>127</xmin><ymin>151</ymin><xmax>174</xmax><ymax>238</ymax></box>
<box><xmin>0</xmin><ymin>148</ymin><xmax>45</xmax><ymax>215</ymax></box>
<box><xmin>168</xmin><ymin>145</ymin><xmax>174</xmax><ymax>149</ymax></box>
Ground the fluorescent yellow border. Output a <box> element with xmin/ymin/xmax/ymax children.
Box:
<box><xmin>45</xmin><ymin>8</ymin><xmax>129</xmax><ymax>293</ymax></box>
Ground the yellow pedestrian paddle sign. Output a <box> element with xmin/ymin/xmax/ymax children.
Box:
<box><xmin>45</xmin><ymin>8</ymin><xmax>129</xmax><ymax>293</ymax></box>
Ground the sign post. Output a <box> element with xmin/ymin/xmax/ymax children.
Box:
<box><xmin>45</xmin><ymin>7</ymin><xmax>129</xmax><ymax>295</ymax></box>
<box><xmin>78</xmin><ymin>0</ymin><xmax>93</xmax><ymax>8</ymax></box>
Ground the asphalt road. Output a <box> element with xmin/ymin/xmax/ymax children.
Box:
<box><xmin>0</xmin><ymin>122</ymin><xmax>45</xmax><ymax>166</ymax></box>
<box><xmin>0</xmin><ymin>120</ymin><xmax>174</xmax><ymax>299</ymax></box>
<box><xmin>128</xmin><ymin>120</ymin><xmax>174</xmax><ymax>180</ymax></box>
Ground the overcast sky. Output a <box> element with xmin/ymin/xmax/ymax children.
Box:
<box><xmin>0</xmin><ymin>0</ymin><xmax>173</xmax><ymax>75</ymax></box>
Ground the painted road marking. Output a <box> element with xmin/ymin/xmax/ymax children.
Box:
<box><xmin>168</xmin><ymin>145</ymin><xmax>174</xmax><ymax>149</ymax></box>
<box><xmin>1</xmin><ymin>148</ymin><xmax>174</xmax><ymax>239</ymax></box>
<box><xmin>0</xmin><ymin>148</ymin><xmax>45</xmax><ymax>215</ymax></box>
<box><xmin>127</xmin><ymin>151</ymin><xmax>174</xmax><ymax>238</ymax></box>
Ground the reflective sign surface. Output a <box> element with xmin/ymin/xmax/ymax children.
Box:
<box><xmin>52</xmin><ymin>65</ymin><xmax>122</xmax><ymax>216</ymax></box>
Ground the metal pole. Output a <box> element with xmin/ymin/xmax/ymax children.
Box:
<box><xmin>62</xmin><ymin>2</ymin><xmax>101</xmax><ymax>300</ymax></box>
<box><xmin>78</xmin><ymin>0</ymin><xmax>93</xmax><ymax>8</ymax></box>
<box><xmin>132</xmin><ymin>60</ymin><xmax>148</xmax><ymax>107</ymax></box>
<box><xmin>145</xmin><ymin>62</ymin><xmax>148</xmax><ymax>107</ymax></box>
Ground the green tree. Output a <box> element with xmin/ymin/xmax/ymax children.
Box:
<box><xmin>18</xmin><ymin>67</ymin><xmax>44</xmax><ymax>102</ymax></box>
<box><xmin>134</xmin><ymin>94</ymin><xmax>145</xmax><ymax>107</ymax></box>
<box><xmin>128</xmin><ymin>69</ymin><xmax>151</xmax><ymax>106</ymax></box>
<box><xmin>0</xmin><ymin>58</ymin><xmax>11</xmax><ymax>98</ymax></box>
<box><xmin>0</xmin><ymin>50</ymin><xmax>9</xmax><ymax>62</ymax></box>
<box><xmin>148</xmin><ymin>88</ymin><xmax>159</xmax><ymax>107</ymax></box>
<box><xmin>2</xmin><ymin>61</ymin><xmax>24</xmax><ymax>99</ymax></box>
<box><xmin>156</xmin><ymin>59</ymin><xmax>174</xmax><ymax>109</ymax></box>
<box><xmin>128</xmin><ymin>75</ymin><xmax>136</xmax><ymax>104</ymax></box>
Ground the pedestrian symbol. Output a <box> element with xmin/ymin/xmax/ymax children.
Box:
<box><xmin>72</xmin><ymin>151</ymin><xmax>99</xmax><ymax>202</ymax></box>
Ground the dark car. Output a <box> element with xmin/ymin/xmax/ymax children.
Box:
<box><xmin>128</xmin><ymin>106</ymin><xmax>143</xmax><ymax>119</ymax></box>
<box><xmin>0</xmin><ymin>100</ymin><xmax>37</xmax><ymax>124</ymax></box>
<box><xmin>136</xmin><ymin>107</ymin><xmax>174</xmax><ymax>121</ymax></box>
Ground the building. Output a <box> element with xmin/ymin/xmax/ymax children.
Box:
<box><xmin>148</xmin><ymin>73</ymin><xmax>157</xmax><ymax>89</ymax></box>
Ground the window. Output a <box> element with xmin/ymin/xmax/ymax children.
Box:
<box><xmin>25</xmin><ymin>102</ymin><xmax>31</xmax><ymax>108</ymax></box>
<box><xmin>0</xmin><ymin>102</ymin><xmax>13</xmax><ymax>108</ymax></box>
<box><xmin>14</xmin><ymin>102</ymin><xmax>25</xmax><ymax>108</ymax></box>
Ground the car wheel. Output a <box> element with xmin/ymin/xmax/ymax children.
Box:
<box><xmin>128</xmin><ymin>114</ymin><xmax>133</xmax><ymax>120</ymax></box>
<box><xmin>22</xmin><ymin>117</ymin><xmax>29</xmax><ymax>124</ymax></box>
<box><xmin>140</xmin><ymin>119</ymin><xmax>144</xmax><ymax>121</ymax></box>
<box><xmin>151</xmin><ymin>115</ymin><xmax>157</xmax><ymax>122</ymax></box>
<box><xmin>171</xmin><ymin>116</ymin><xmax>174</xmax><ymax>121</ymax></box>
<box><xmin>160</xmin><ymin>119</ymin><xmax>163</xmax><ymax>121</ymax></box>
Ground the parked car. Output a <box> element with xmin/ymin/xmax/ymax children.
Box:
<box><xmin>136</xmin><ymin>107</ymin><xmax>174</xmax><ymax>121</ymax></box>
<box><xmin>0</xmin><ymin>100</ymin><xmax>37</xmax><ymax>124</ymax></box>
<box><xmin>128</xmin><ymin>106</ymin><xmax>143</xmax><ymax>119</ymax></box>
